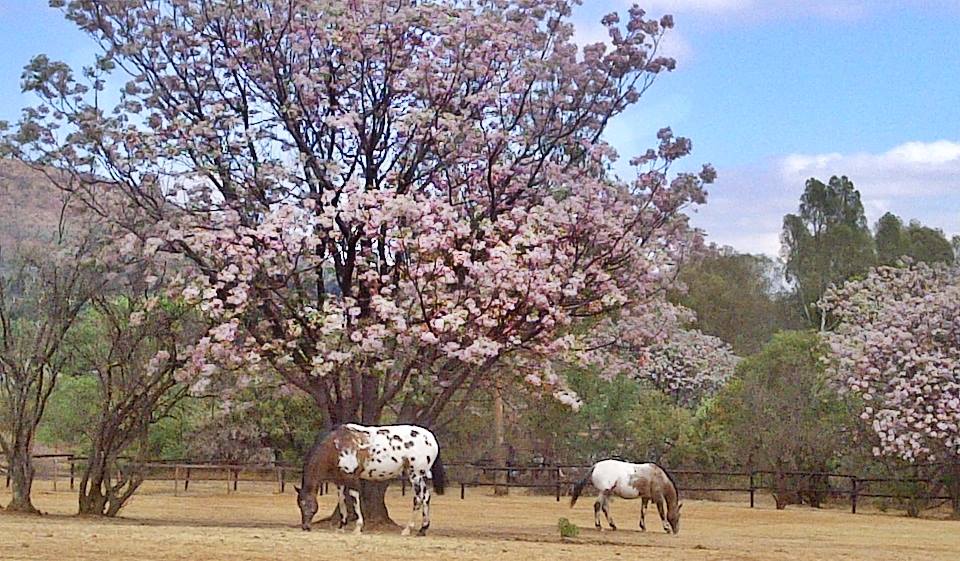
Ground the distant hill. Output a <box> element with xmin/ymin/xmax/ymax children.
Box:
<box><xmin>0</xmin><ymin>159</ymin><xmax>79</xmax><ymax>256</ymax></box>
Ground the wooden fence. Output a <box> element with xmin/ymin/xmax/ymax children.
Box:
<box><xmin>5</xmin><ymin>455</ymin><xmax>958</xmax><ymax>514</ymax></box>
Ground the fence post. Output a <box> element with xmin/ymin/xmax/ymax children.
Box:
<box><xmin>69</xmin><ymin>456</ymin><xmax>75</xmax><ymax>490</ymax></box>
<box><xmin>233</xmin><ymin>468</ymin><xmax>239</xmax><ymax>492</ymax></box>
<box><xmin>749</xmin><ymin>471</ymin><xmax>756</xmax><ymax>508</ymax></box>
<box><xmin>185</xmin><ymin>467</ymin><xmax>191</xmax><ymax>491</ymax></box>
<box><xmin>460</xmin><ymin>482</ymin><xmax>465</xmax><ymax>500</ymax></box>
<box><xmin>850</xmin><ymin>476</ymin><xmax>858</xmax><ymax>514</ymax></box>
<box><xmin>277</xmin><ymin>467</ymin><xmax>284</xmax><ymax>494</ymax></box>
<box><xmin>174</xmin><ymin>466</ymin><xmax>180</xmax><ymax>496</ymax></box>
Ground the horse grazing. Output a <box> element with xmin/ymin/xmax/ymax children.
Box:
<box><xmin>295</xmin><ymin>424</ymin><xmax>445</xmax><ymax>536</ymax></box>
<box><xmin>570</xmin><ymin>459</ymin><xmax>682</xmax><ymax>534</ymax></box>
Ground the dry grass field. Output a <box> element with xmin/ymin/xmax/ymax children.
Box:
<box><xmin>2</xmin><ymin>480</ymin><xmax>958</xmax><ymax>561</ymax></box>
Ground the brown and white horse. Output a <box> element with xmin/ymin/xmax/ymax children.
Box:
<box><xmin>295</xmin><ymin>424</ymin><xmax>445</xmax><ymax>535</ymax></box>
<box><xmin>570</xmin><ymin>459</ymin><xmax>682</xmax><ymax>534</ymax></box>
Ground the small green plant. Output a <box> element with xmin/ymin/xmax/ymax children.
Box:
<box><xmin>558</xmin><ymin>517</ymin><xmax>580</xmax><ymax>539</ymax></box>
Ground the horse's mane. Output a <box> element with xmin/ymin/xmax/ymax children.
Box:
<box><xmin>302</xmin><ymin>425</ymin><xmax>341</xmax><ymax>475</ymax></box>
<box><xmin>651</xmin><ymin>462</ymin><xmax>680</xmax><ymax>501</ymax></box>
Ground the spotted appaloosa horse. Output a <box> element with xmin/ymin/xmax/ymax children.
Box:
<box><xmin>570</xmin><ymin>459</ymin><xmax>682</xmax><ymax>534</ymax></box>
<box><xmin>295</xmin><ymin>424</ymin><xmax>445</xmax><ymax>535</ymax></box>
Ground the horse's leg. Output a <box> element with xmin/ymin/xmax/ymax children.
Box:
<box><xmin>402</xmin><ymin>474</ymin><xmax>421</xmax><ymax>536</ymax></box>
<box><xmin>639</xmin><ymin>497</ymin><xmax>648</xmax><ymax>531</ymax></box>
<box><xmin>602</xmin><ymin>493</ymin><xmax>616</xmax><ymax>531</ymax></box>
<box><xmin>417</xmin><ymin>487</ymin><xmax>432</xmax><ymax>537</ymax></box>
<box><xmin>348</xmin><ymin>487</ymin><xmax>363</xmax><ymax>534</ymax></box>
<box><xmin>593</xmin><ymin>492</ymin><xmax>604</xmax><ymax>530</ymax></box>
<box><xmin>655</xmin><ymin>495</ymin><xmax>670</xmax><ymax>533</ymax></box>
<box><xmin>337</xmin><ymin>485</ymin><xmax>348</xmax><ymax>530</ymax></box>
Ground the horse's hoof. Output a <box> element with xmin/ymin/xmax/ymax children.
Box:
<box><xmin>401</xmin><ymin>527</ymin><xmax>411</xmax><ymax>537</ymax></box>
<box><xmin>353</xmin><ymin>527</ymin><xmax>363</xmax><ymax>535</ymax></box>
<box><xmin>416</xmin><ymin>529</ymin><xmax>428</xmax><ymax>537</ymax></box>
<box><xmin>610</xmin><ymin>525</ymin><xmax>617</xmax><ymax>531</ymax></box>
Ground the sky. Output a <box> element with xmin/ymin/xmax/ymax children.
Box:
<box><xmin>1</xmin><ymin>1</ymin><xmax>959</xmax><ymax>256</ymax></box>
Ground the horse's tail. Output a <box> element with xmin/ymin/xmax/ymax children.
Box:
<box><xmin>570</xmin><ymin>465</ymin><xmax>595</xmax><ymax>508</ymax></box>
<box><xmin>431</xmin><ymin>448</ymin><xmax>446</xmax><ymax>495</ymax></box>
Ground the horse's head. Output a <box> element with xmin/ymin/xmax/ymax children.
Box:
<box><xmin>668</xmin><ymin>501</ymin><xmax>682</xmax><ymax>534</ymax></box>
<box><xmin>295</xmin><ymin>485</ymin><xmax>318</xmax><ymax>531</ymax></box>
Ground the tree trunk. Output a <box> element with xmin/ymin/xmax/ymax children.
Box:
<box><xmin>77</xmin><ymin>430</ymin><xmax>148</xmax><ymax>517</ymax></box>
<box><xmin>6</xmin><ymin>440</ymin><xmax>39</xmax><ymax>513</ymax></box>
<box><xmin>78</xmin><ymin>451</ymin><xmax>110</xmax><ymax>516</ymax></box>
<box><xmin>319</xmin><ymin>480</ymin><xmax>398</xmax><ymax>530</ymax></box>
<box><xmin>949</xmin><ymin>463</ymin><xmax>960</xmax><ymax>518</ymax></box>
<box><xmin>493</xmin><ymin>386</ymin><xmax>508</xmax><ymax>496</ymax></box>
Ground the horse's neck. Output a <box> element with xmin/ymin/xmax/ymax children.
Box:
<box><xmin>302</xmin><ymin>443</ymin><xmax>329</xmax><ymax>491</ymax></box>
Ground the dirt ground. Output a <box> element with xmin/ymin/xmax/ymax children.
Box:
<box><xmin>2</xmin><ymin>480</ymin><xmax>958</xmax><ymax>561</ymax></box>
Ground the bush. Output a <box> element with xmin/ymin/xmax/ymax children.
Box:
<box><xmin>558</xmin><ymin>517</ymin><xmax>579</xmax><ymax>538</ymax></box>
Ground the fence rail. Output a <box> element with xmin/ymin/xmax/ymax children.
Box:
<box><xmin>4</xmin><ymin>455</ymin><xmax>958</xmax><ymax>514</ymax></box>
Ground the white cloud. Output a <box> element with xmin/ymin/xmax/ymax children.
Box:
<box><xmin>690</xmin><ymin>141</ymin><xmax>960</xmax><ymax>256</ymax></box>
<box><xmin>780</xmin><ymin>140</ymin><xmax>960</xmax><ymax>198</ymax></box>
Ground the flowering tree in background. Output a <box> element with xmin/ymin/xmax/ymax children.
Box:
<box><xmin>822</xmin><ymin>263</ymin><xmax>960</xmax><ymax>465</ymax></box>
<box><xmin>11</xmin><ymin>0</ymin><xmax>715</xmax><ymax>523</ymax></box>
<box><xmin>574</xmin><ymin>303</ymin><xmax>739</xmax><ymax>407</ymax></box>
<box><xmin>639</xmin><ymin>326</ymin><xmax>739</xmax><ymax>407</ymax></box>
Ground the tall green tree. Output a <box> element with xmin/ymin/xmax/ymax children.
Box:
<box><xmin>904</xmin><ymin>221</ymin><xmax>954</xmax><ymax>265</ymax></box>
<box><xmin>781</xmin><ymin>176</ymin><xmax>876</xmax><ymax>326</ymax></box>
<box><xmin>875</xmin><ymin>212</ymin><xmax>954</xmax><ymax>266</ymax></box>
<box><xmin>677</xmin><ymin>249</ymin><xmax>802</xmax><ymax>354</ymax></box>
<box><xmin>875</xmin><ymin>212</ymin><xmax>911</xmax><ymax>266</ymax></box>
<box><xmin>713</xmin><ymin>331</ymin><xmax>853</xmax><ymax>508</ymax></box>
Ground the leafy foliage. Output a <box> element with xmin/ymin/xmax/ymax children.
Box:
<box><xmin>875</xmin><ymin>212</ymin><xmax>954</xmax><ymax>266</ymax></box>
<box><xmin>782</xmin><ymin>176</ymin><xmax>876</xmax><ymax>325</ymax></box>
<box><xmin>677</xmin><ymin>249</ymin><xmax>802</xmax><ymax>354</ymax></box>
<box><xmin>713</xmin><ymin>331</ymin><xmax>852</xmax><ymax>475</ymax></box>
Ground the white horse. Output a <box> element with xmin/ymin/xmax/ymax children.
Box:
<box><xmin>570</xmin><ymin>459</ymin><xmax>682</xmax><ymax>534</ymax></box>
<box><xmin>295</xmin><ymin>423</ymin><xmax>445</xmax><ymax>535</ymax></box>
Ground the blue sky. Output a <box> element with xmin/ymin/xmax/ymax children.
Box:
<box><xmin>2</xmin><ymin>1</ymin><xmax>959</xmax><ymax>255</ymax></box>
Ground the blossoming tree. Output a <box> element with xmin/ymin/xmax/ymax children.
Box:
<box><xmin>821</xmin><ymin>263</ymin><xmax>960</xmax><ymax>471</ymax></box>
<box><xmin>583</xmin><ymin>303</ymin><xmax>739</xmax><ymax>407</ymax></box>
<box><xmin>13</xmin><ymin>0</ymin><xmax>715</xmax><ymax>524</ymax></box>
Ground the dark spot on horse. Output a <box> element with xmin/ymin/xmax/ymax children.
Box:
<box><xmin>377</xmin><ymin>429</ymin><xmax>389</xmax><ymax>435</ymax></box>
<box><xmin>426</xmin><ymin>456</ymin><xmax>431</xmax><ymax>463</ymax></box>
<box><xmin>410</xmin><ymin>430</ymin><xmax>419</xmax><ymax>437</ymax></box>
<box><xmin>405</xmin><ymin>441</ymin><xmax>414</xmax><ymax>448</ymax></box>
<box><xmin>391</xmin><ymin>456</ymin><xmax>398</xmax><ymax>463</ymax></box>
<box><xmin>419</xmin><ymin>469</ymin><xmax>426</xmax><ymax>475</ymax></box>
<box><xmin>391</xmin><ymin>435</ymin><xmax>402</xmax><ymax>441</ymax></box>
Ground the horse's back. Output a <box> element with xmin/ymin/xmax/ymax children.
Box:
<box><xmin>591</xmin><ymin>459</ymin><xmax>637</xmax><ymax>497</ymax></box>
<box><xmin>343</xmin><ymin>423</ymin><xmax>439</xmax><ymax>477</ymax></box>
<box><xmin>592</xmin><ymin>459</ymin><xmax>672</xmax><ymax>499</ymax></box>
